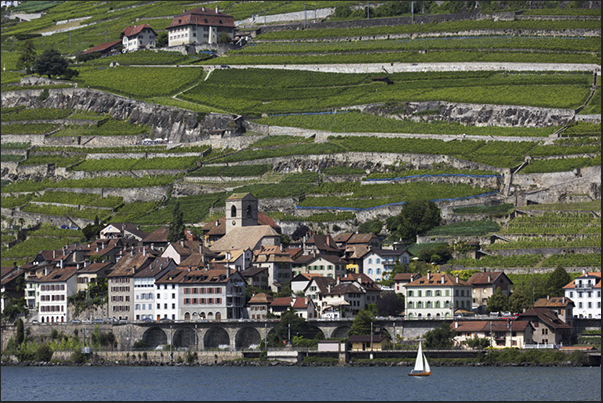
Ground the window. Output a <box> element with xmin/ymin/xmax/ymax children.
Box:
<box><xmin>368</xmin><ymin>259</ymin><xmax>372</xmax><ymax>264</ymax></box>
<box><xmin>408</xmin><ymin>290</ymin><xmax>413</xmax><ymax>297</ymax></box>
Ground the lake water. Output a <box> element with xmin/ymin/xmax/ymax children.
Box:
<box><xmin>1</xmin><ymin>365</ymin><xmax>600</xmax><ymax>401</ymax></box>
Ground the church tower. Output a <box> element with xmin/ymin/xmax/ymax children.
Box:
<box><xmin>225</xmin><ymin>193</ymin><xmax>258</xmax><ymax>233</ymax></box>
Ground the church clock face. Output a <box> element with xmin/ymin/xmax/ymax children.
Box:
<box><xmin>232</xmin><ymin>220</ymin><xmax>236</xmax><ymax>225</ymax></box>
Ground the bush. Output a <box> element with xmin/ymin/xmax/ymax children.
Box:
<box><xmin>34</xmin><ymin>344</ymin><xmax>54</xmax><ymax>362</ymax></box>
<box><xmin>71</xmin><ymin>350</ymin><xmax>88</xmax><ymax>364</ymax></box>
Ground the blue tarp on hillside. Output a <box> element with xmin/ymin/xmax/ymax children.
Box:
<box><xmin>364</xmin><ymin>173</ymin><xmax>501</xmax><ymax>182</ymax></box>
<box><xmin>295</xmin><ymin>190</ymin><xmax>500</xmax><ymax>212</ymax></box>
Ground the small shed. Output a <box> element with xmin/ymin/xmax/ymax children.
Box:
<box><xmin>348</xmin><ymin>334</ymin><xmax>388</xmax><ymax>351</ymax></box>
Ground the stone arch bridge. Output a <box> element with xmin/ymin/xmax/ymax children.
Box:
<box><xmin>97</xmin><ymin>318</ymin><xmax>441</xmax><ymax>350</ymax></box>
<box><xmin>2</xmin><ymin>318</ymin><xmax>444</xmax><ymax>351</ymax></box>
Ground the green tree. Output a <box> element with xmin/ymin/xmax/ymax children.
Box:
<box><xmin>464</xmin><ymin>335</ymin><xmax>491</xmax><ymax>350</ymax></box>
<box><xmin>16</xmin><ymin>39</ymin><xmax>37</xmax><ymax>73</ymax></box>
<box><xmin>34</xmin><ymin>344</ymin><xmax>54</xmax><ymax>362</ymax></box>
<box><xmin>358</xmin><ymin>219</ymin><xmax>384</xmax><ymax>236</ymax></box>
<box><xmin>486</xmin><ymin>286</ymin><xmax>509</xmax><ymax>313</ymax></box>
<box><xmin>546</xmin><ymin>265</ymin><xmax>571</xmax><ymax>297</ymax></box>
<box><xmin>348</xmin><ymin>309</ymin><xmax>375</xmax><ymax>336</ymax></box>
<box><xmin>418</xmin><ymin>244</ymin><xmax>452</xmax><ymax>264</ymax></box>
<box><xmin>268</xmin><ymin>308</ymin><xmax>321</xmax><ymax>346</ymax></box>
<box><xmin>376</xmin><ymin>291</ymin><xmax>404</xmax><ymax>317</ymax></box>
<box><xmin>386</xmin><ymin>200</ymin><xmax>441</xmax><ymax>242</ymax></box>
<box><xmin>34</xmin><ymin>48</ymin><xmax>69</xmax><ymax>79</ymax></box>
<box><xmin>217</xmin><ymin>32</ymin><xmax>232</xmax><ymax>44</ymax></box>
<box><xmin>424</xmin><ymin>322</ymin><xmax>455</xmax><ymax>349</ymax></box>
<box><xmin>16</xmin><ymin>318</ymin><xmax>25</xmax><ymax>346</ymax></box>
<box><xmin>156</xmin><ymin>32</ymin><xmax>168</xmax><ymax>47</ymax></box>
<box><xmin>167</xmin><ymin>201</ymin><xmax>184</xmax><ymax>243</ymax></box>
<box><xmin>507</xmin><ymin>291</ymin><xmax>529</xmax><ymax>314</ymax></box>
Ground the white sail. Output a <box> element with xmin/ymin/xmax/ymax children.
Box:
<box><xmin>423</xmin><ymin>353</ymin><xmax>430</xmax><ymax>373</ymax></box>
<box><xmin>413</xmin><ymin>342</ymin><xmax>424</xmax><ymax>372</ymax></box>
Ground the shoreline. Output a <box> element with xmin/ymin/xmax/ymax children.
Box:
<box><xmin>1</xmin><ymin>359</ymin><xmax>592</xmax><ymax>368</ymax></box>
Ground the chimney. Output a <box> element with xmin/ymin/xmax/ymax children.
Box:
<box><xmin>53</xmin><ymin>250</ymin><xmax>56</xmax><ymax>259</ymax></box>
<box><xmin>215</xmin><ymin>6</ymin><xmax>219</xmax><ymax>13</ymax></box>
<box><xmin>487</xmin><ymin>275</ymin><xmax>491</xmax><ymax>283</ymax></box>
<box><xmin>455</xmin><ymin>321</ymin><xmax>458</xmax><ymax>329</ymax></box>
<box><xmin>202</xmin><ymin>6</ymin><xmax>205</xmax><ymax>11</ymax></box>
<box><xmin>131</xmin><ymin>249</ymin><xmax>135</xmax><ymax>257</ymax></box>
<box><xmin>410</xmin><ymin>275</ymin><xmax>414</xmax><ymax>282</ymax></box>
<box><xmin>77</xmin><ymin>263</ymin><xmax>80</xmax><ymax>270</ymax></box>
<box><xmin>60</xmin><ymin>259</ymin><xmax>63</xmax><ymax>269</ymax></box>
<box><xmin>427</xmin><ymin>270</ymin><xmax>431</xmax><ymax>280</ymax></box>
<box><xmin>96</xmin><ymin>246</ymin><xmax>99</xmax><ymax>252</ymax></box>
<box><xmin>441</xmin><ymin>275</ymin><xmax>445</xmax><ymax>284</ymax></box>
<box><xmin>280</xmin><ymin>244</ymin><xmax>283</xmax><ymax>252</ymax></box>
<box><xmin>455</xmin><ymin>274</ymin><xmax>459</xmax><ymax>284</ymax></box>
<box><xmin>181</xmin><ymin>240</ymin><xmax>184</xmax><ymax>247</ymax></box>
<box><xmin>143</xmin><ymin>248</ymin><xmax>146</xmax><ymax>256</ymax></box>
<box><xmin>547</xmin><ymin>294</ymin><xmax>550</xmax><ymax>300</ymax></box>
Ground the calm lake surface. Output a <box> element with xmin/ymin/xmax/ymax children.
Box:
<box><xmin>1</xmin><ymin>365</ymin><xmax>601</xmax><ymax>401</ymax></box>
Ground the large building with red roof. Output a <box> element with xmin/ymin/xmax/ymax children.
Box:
<box><xmin>121</xmin><ymin>23</ymin><xmax>157</xmax><ymax>52</ymax></box>
<box><xmin>167</xmin><ymin>6</ymin><xmax>235</xmax><ymax>47</ymax></box>
<box><xmin>563</xmin><ymin>270</ymin><xmax>601</xmax><ymax>319</ymax></box>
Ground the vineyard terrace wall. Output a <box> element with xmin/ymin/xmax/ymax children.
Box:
<box><xmin>1</xmin><ymin>88</ymin><xmax>243</xmax><ymax>143</ymax></box>
<box><xmin>256</xmin><ymin>11</ymin><xmax>520</xmax><ymax>34</ymax></box>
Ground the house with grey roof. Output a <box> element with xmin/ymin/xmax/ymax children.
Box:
<box><xmin>362</xmin><ymin>247</ymin><xmax>411</xmax><ymax>282</ymax></box>
<box><xmin>466</xmin><ymin>270</ymin><xmax>513</xmax><ymax>314</ymax></box>
<box><xmin>133</xmin><ymin>257</ymin><xmax>177</xmax><ymax>321</ymax></box>
<box><xmin>293</xmin><ymin>252</ymin><xmax>348</xmax><ymax>280</ymax></box>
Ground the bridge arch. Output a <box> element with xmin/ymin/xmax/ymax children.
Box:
<box><xmin>203</xmin><ymin>326</ymin><xmax>230</xmax><ymax>350</ymax></box>
<box><xmin>235</xmin><ymin>326</ymin><xmax>262</xmax><ymax>349</ymax></box>
<box><xmin>142</xmin><ymin>327</ymin><xmax>167</xmax><ymax>348</ymax></box>
<box><xmin>329</xmin><ymin>325</ymin><xmax>351</xmax><ymax>339</ymax></box>
<box><xmin>173</xmin><ymin>327</ymin><xmax>197</xmax><ymax>348</ymax></box>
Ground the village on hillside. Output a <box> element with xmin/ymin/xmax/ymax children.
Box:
<box><xmin>1</xmin><ymin>192</ymin><xmax>600</xmax><ymax>351</ymax></box>
<box><xmin>0</xmin><ymin>1</ymin><xmax>601</xmax><ymax>363</ymax></box>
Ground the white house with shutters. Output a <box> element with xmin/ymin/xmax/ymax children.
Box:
<box><xmin>404</xmin><ymin>271</ymin><xmax>472</xmax><ymax>320</ymax></box>
<box><xmin>563</xmin><ymin>270</ymin><xmax>601</xmax><ymax>319</ymax></box>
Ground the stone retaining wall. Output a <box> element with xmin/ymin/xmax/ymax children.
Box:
<box><xmin>59</xmin><ymin>169</ymin><xmax>187</xmax><ymax>180</ymax></box>
<box><xmin>486</xmin><ymin>246</ymin><xmax>601</xmax><ymax>257</ymax></box>
<box><xmin>1</xmin><ymin>134</ymin><xmax>47</xmax><ymax>145</ymax></box>
<box><xmin>0</xmin><ymin>208</ymin><xmax>92</xmax><ymax>229</ymax></box>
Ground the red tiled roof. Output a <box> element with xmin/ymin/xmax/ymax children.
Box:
<box><xmin>167</xmin><ymin>7</ymin><xmax>235</xmax><ymax>30</ymax></box>
<box><xmin>38</xmin><ymin>268</ymin><xmax>78</xmax><ymax>282</ymax></box>
<box><xmin>270</xmin><ymin>296</ymin><xmax>294</xmax><ymax>307</ymax></box>
<box><xmin>142</xmin><ymin>226</ymin><xmax>169</xmax><ymax>243</ymax></box>
<box><xmin>121</xmin><ymin>23</ymin><xmax>156</xmax><ymax>38</ymax></box>
<box><xmin>467</xmin><ymin>271</ymin><xmax>512</xmax><ymax>286</ymax></box>
<box><xmin>534</xmin><ymin>296</ymin><xmax>574</xmax><ymax>308</ymax></box>
<box><xmin>516</xmin><ymin>307</ymin><xmax>572</xmax><ymax>329</ymax></box>
<box><xmin>292</xmin><ymin>297</ymin><xmax>310</xmax><ymax>309</ymax></box>
<box><xmin>393</xmin><ymin>273</ymin><xmax>421</xmax><ymax>282</ymax></box>
<box><xmin>348</xmin><ymin>334</ymin><xmax>387</xmax><ymax>343</ymax></box>
<box><xmin>82</xmin><ymin>39</ymin><xmax>122</xmax><ymax>55</ymax></box>
<box><xmin>249</xmin><ymin>293</ymin><xmax>273</xmax><ymax>304</ymax></box>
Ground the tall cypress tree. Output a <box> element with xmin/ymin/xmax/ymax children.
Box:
<box><xmin>167</xmin><ymin>201</ymin><xmax>184</xmax><ymax>243</ymax></box>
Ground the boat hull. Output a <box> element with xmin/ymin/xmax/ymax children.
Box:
<box><xmin>408</xmin><ymin>371</ymin><xmax>431</xmax><ymax>377</ymax></box>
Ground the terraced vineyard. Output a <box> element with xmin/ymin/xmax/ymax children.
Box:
<box><xmin>1</xmin><ymin>1</ymin><xmax>600</xmax><ymax>271</ymax></box>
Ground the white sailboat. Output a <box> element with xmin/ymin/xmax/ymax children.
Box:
<box><xmin>408</xmin><ymin>341</ymin><xmax>431</xmax><ymax>376</ymax></box>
